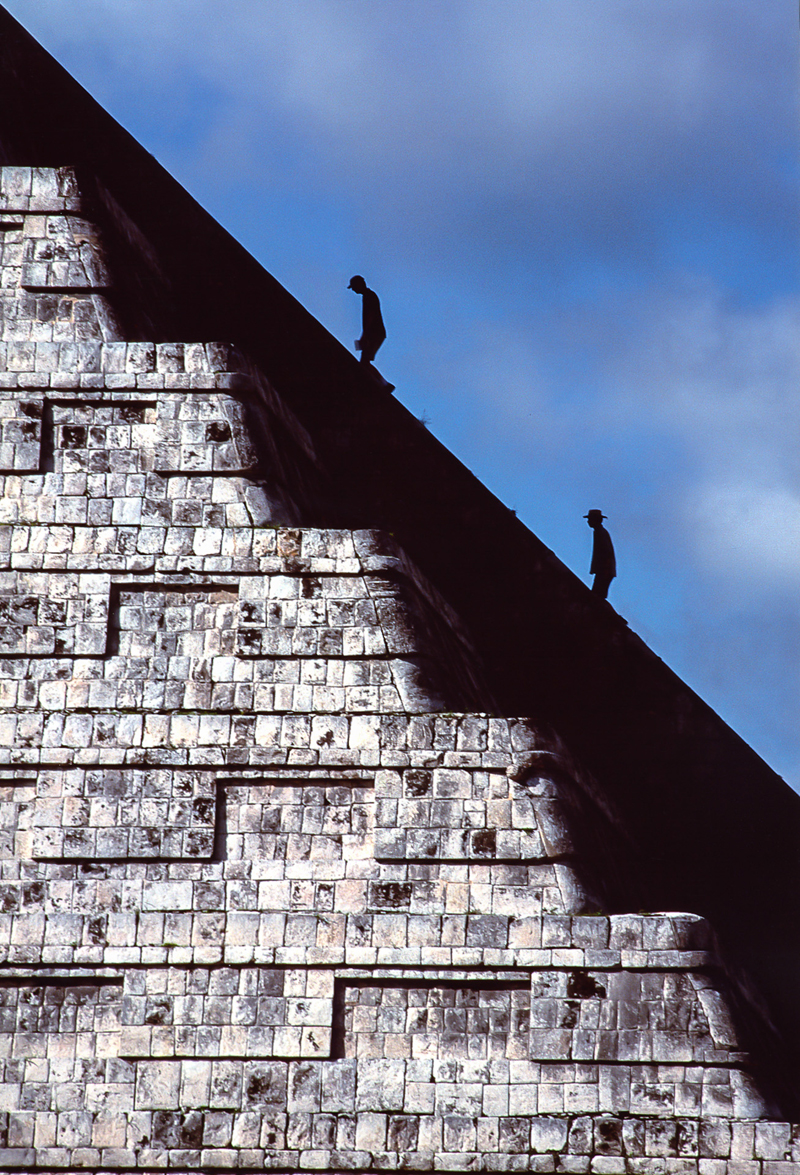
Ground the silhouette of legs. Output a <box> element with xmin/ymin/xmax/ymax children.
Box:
<box><xmin>359</xmin><ymin>337</ymin><xmax>382</xmax><ymax>364</ymax></box>
<box><xmin>592</xmin><ymin>573</ymin><xmax>613</xmax><ymax>600</ymax></box>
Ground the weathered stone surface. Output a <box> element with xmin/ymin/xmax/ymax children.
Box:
<box><xmin>0</xmin><ymin>163</ymin><xmax>797</xmax><ymax>1173</ymax></box>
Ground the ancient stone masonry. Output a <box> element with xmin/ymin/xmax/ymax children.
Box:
<box><xmin>1</xmin><ymin>165</ymin><xmax>799</xmax><ymax>1172</ymax></box>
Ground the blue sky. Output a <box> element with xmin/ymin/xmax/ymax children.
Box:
<box><xmin>6</xmin><ymin>1</ymin><xmax>799</xmax><ymax>786</ymax></box>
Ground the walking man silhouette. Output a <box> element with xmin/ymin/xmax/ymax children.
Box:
<box><xmin>348</xmin><ymin>275</ymin><xmax>386</xmax><ymax>365</ymax></box>
<box><xmin>585</xmin><ymin>509</ymin><xmax>616</xmax><ymax>599</ymax></box>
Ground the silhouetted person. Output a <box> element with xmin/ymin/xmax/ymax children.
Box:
<box><xmin>585</xmin><ymin>509</ymin><xmax>616</xmax><ymax>599</ymax></box>
<box><xmin>348</xmin><ymin>275</ymin><xmax>386</xmax><ymax>364</ymax></box>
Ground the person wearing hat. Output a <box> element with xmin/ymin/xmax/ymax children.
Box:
<box><xmin>585</xmin><ymin>509</ymin><xmax>616</xmax><ymax>599</ymax></box>
<box><xmin>348</xmin><ymin>275</ymin><xmax>386</xmax><ymax>365</ymax></box>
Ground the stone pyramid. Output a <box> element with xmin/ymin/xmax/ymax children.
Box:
<box><xmin>0</xmin><ymin>9</ymin><xmax>799</xmax><ymax>1172</ymax></box>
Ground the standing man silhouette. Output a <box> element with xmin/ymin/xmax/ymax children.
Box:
<box><xmin>348</xmin><ymin>275</ymin><xmax>386</xmax><ymax>365</ymax></box>
<box><xmin>585</xmin><ymin>509</ymin><xmax>616</xmax><ymax>599</ymax></box>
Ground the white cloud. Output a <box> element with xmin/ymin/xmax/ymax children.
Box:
<box><xmin>596</xmin><ymin>285</ymin><xmax>800</xmax><ymax>593</ymax></box>
<box><xmin>690</xmin><ymin>483</ymin><xmax>800</xmax><ymax>588</ymax></box>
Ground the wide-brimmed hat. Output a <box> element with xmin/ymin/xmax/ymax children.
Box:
<box><xmin>584</xmin><ymin>509</ymin><xmax>607</xmax><ymax>521</ymax></box>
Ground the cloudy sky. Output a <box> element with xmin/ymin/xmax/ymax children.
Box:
<box><xmin>6</xmin><ymin>1</ymin><xmax>799</xmax><ymax>786</ymax></box>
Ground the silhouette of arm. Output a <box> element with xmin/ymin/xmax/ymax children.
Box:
<box><xmin>590</xmin><ymin>529</ymin><xmax>616</xmax><ymax>578</ymax></box>
<box><xmin>362</xmin><ymin>290</ymin><xmax>386</xmax><ymax>345</ymax></box>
